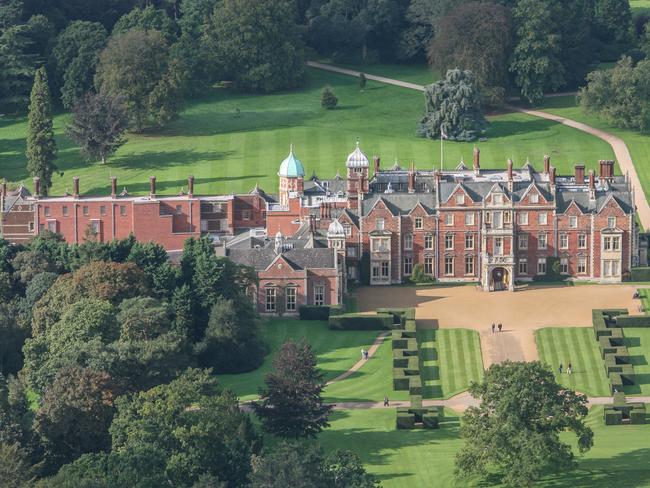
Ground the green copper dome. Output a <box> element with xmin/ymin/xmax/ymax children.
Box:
<box><xmin>278</xmin><ymin>144</ymin><xmax>305</xmax><ymax>178</ymax></box>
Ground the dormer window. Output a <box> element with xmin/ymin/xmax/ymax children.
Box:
<box><xmin>415</xmin><ymin>217</ymin><xmax>423</xmax><ymax>229</ymax></box>
<box><xmin>608</xmin><ymin>216</ymin><xmax>616</xmax><ymax>228</ymax></box>
<box><xmin>494</xmin><ymin>194</ymin><xmax>503</xmax><ymax>204</ymax></box>
<box><xmin>376</xmin><ymin>218</ymin><xmax>385</xmax><ymax>230</ymax></box>
<box><xmin>530</xmin><ymin>193</ymin><xmax>539</xmax><ymax>204</ymax></box>
<box><xmin>456</xmin><ymin>194</ymin><xmax>465</xmax><ymax>205</ymax></box>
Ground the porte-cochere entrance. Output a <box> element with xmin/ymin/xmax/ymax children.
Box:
<box><xmin>491</xmin><ymin>267</ymin><xmax>509</xmax><ymax>291</ymax></box>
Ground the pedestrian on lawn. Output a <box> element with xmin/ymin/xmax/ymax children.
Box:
<box><xmin>497</xmin><ymin>323</ymin><xmax>502</xmax><ymax>332</ymax></box>
<box><xmin>364</xmin><ymin>349</ymin><xmax>369</xmax><ymax>360</ymax></box>
<box><xmin>567</xmin><ymin>362</ymin><xmax>572</xmax><ymax>375</ymax></box>
<box><xmin>384</xmin><ymin>395</ymin><xmax>389</xmax><ymax>407</ymax></box>
<box><xmin>491</xmin><ymin>323</ymin><xmax>495</xmax><ymax>333</ymax></box>
<box><xmin>559</xmin><ymin>363</ymin><xmax>563</xmax><ymax>374</ymax></box>
<box><xmin>361</xmin><ymin>348</ymin><xmax>365</xmax><ymax>360</ymax></box>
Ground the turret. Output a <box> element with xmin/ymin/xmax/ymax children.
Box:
<box><xmin>278</xmin><ymin>144</ymin><xmax>305</xmax><ymax>207</ymax></box>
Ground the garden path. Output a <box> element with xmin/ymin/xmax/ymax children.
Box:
<box><xmin>307</xmin><ymin>61</ymin><xmax>650</xmax><ymax>230</ymax></box>
<box><xmin>325</xmin><ymin>331</ymin><xmax>391</xmax><ymax>385</ymax></box>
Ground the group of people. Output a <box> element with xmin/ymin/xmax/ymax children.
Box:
<box><xmin>559</xmin><ymin>362</ymin><xmax>573</xmax><ymax>375</ymax></box>
<box><xmin>491</xmin><ymin>323</ymin><xmax>503</xmax><ymax>333</ymax></box>
<box><xmin>360</xmin><ymin>348</ymin><xmax>369</xmax><ymax>360</ymax></box>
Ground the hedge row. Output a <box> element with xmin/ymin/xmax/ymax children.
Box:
<box><xmin>396</xmin><ymin>406</ymin><xmax>444</xmax><ymax>430</ymax></box>
<box><xmin>299</xmin><ymin>304</ymin><xmax>344</xmax><ymax>321</ymax></box>
<box><xmin>631</xmin><ymin>267</ymin><xmax>650</xmax><ymax>282</ymax></box>
<box><xmin>328</xmin><ymin>313</ymin><xmax>393</xmax><ymax>330</ymax></box>
<box><xmin>391</xmin><ymin>309</ymin><xmax>424</xmax><ymax>408</ymax></box>
<box><xmin>603</xmin><ymin>394</ymin><xmax>646</xmax><ymax>425</ymax></box>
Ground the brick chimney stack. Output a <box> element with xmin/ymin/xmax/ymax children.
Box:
<box><xmin>408</xmin><ymin>163</ymin><xmax>416</xmax><ymax>193</ymax></box>
<box><xmin>549</xmin><ymin>166</ymin><xmax>556</xmax><ymax>188</ymax></box>
<box><xmin>1</xmin><ymin>179</ymin><xmax>6</xmax><ymax>199</ymax></box>
<box><xmin>589</xmin><ymin>170</ymin><xmax>596</xmax><ymax>199</ymax></box>
<box><xmin>543</xmin><ymin>155</ymin><xmax>550</xmax><ymax>174</ymax></box>
<box><xmin>149</xmin><ymin>176</ymin><xmax>156</xmax><ymax>198</ymax></box>
<box><xmin>599</xmin><ymin>160</ymin><xmax>608</xmax><ymax>180</ymax></box>
<box><xmin>110</xmin><ymin>176</ymin><xmax>117</xmax><ymax>198</ymax></box>
<box><xmin>575</xmin><ymin>164</ymin><xmax>585</xmax><ymax>184</ymax></box>
<box><xmin>373</xmin><ymin>155</ymin><xmax>380</xmax><ymax>176</ymax></box>
<box><xmin>33</xmin><ymin>177</ymin><xmax>41</xmax><ymax>197</ymax></box>
<box><xmin>473</xmin><ymin>147</ymin><xmax>480</xmax><ymax>175</ymax></box>
<box><xmin>187</xmin><ymin>176</ymin><xmax>194</xmax><ymax>197</ymax></box>
<box><xmin>72</xmin><ymin>176</ymin><xmax>79</xmax><ymax>198</ymax></box>
<box><xmin>507</xmin><ymin>159</ymin><xmax>513</xmax><ymax>181</ymax></box>
<box><xmin>607</xmin><ymin>160</ymin><xmax>615</xmax><ymax>178</ymax></box>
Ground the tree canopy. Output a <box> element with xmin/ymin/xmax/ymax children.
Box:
<box><xmin>418</xmin><ymin>68</ymin><xmax>486</xmax><ymax>141</ymax></box>
<box><xmin>455</xmin><ymin>361</ymin><xmax>593</xmax><ymax>487</ymax></box>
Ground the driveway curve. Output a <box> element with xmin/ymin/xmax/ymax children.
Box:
<box><xmin>308</xmin><ymin>61</ymin><xmax>650</xmax><ymax>230</ymax></box>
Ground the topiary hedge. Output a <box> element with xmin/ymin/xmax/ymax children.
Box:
<box><xmin>604</xmin><ymin>408</ymin><xmax>623</xmax><ymax>425</ymax></box>
<box><xmin>299</xmin><ymin>305</ymin><xmax>331</xmax><ymax>321</ymax></box>
<box><xmin>329</xmin><ymin>313</ymin><xmax>393</xmax><ymax>330</ymax></box>
<box><xmin>396</xmin><ymin>406</ymin><xmax>443</xmax><ymax>430</ymax></box>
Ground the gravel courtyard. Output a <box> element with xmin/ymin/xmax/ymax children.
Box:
<box><xmin>356</xmin><ymin>284</ymin><xmax>643</xmax><ymax>367</ymax></box>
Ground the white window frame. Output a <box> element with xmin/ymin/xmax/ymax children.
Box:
<box><xmin>518</xmin><ymin>212</ymin><xmax>529</xmax><ymax>225</ymax></box>
<box><xmin>285</xmin><ymin>287</ymin><xmax>296</xmax><ymax>311</ymax></box>
<box><xmin>465</xmin><ymin>256</ymin><xmax>475</xmax><ymax>275</ymax></box>
<box><xmin>569</xmin><ymin>216</ymin><xmax>578</xmax><ymax>228</ymax></box>
<box><xmin>465</xmin><ymin>212</ymin><xmax>475</xmax><ymax>225</ymax></box>
<box><xmin>560</xmin><ymin>258</ymin><xmax>569</xmax><ymax>274</ymax></box>
<box><xmin>425</xmin><ymin>234</ymin><xmax>434</xmax><ymax>250</ymax></box>
<box><xmin>538</xmin><ymin>212</ymin><xmax>547</xmax><ymax>225</ymax></box>
<box><xmin>403</xmin><ymin>257</ymin><xmax>413</xmax><ymax>275</ymax></box>
<box><xmin>530</xmin><ymin>193</ymin><xmax>539</xmax><ymax>204</ymax></box>
<box><xmin>424</xmin><ymin>257</ymin><xmax>433</xmax><ymax>275</ymax></box>
<box><xmin>456</xmin><ymin>194</ymin><xmax>465</xmax><ymax>205</ymax></box>
<box><xmin>444</xmin><ymin>257</ymin><xmax>454</xmax><ymax>276</ymax></box>
<box><xmin>537</xmin><ymin>258</ymin><xmax>547</xmax><ymax>275</ymax></box>
<box><xmin>445</xmin><ymin>233</ymin><xmax>453</xmax><ymax>250</ymax></box>
<box><xmin>538</xmin><ymin>233</ymin><xmax>548</xmax><ymax>250</ymax></box>
<box><xmin>415</xmin><ymin>217</ymin><xmax>423</xmax><ymax>229</ymax></box>
<box><xmin>314</xmin><ymin>285</ymin><xmax>325</xmax><ymax>306</ymax></box>
<box><xmin>376</xmin><ymin>218</ymin><xmax>385</xmax><ymax>230</ymax></box>
<box><xmin>445</xmin><ymin>214</ymin><xmax>453</xmax><ymax>226</ymax></box>
<box><xmin>465</xmin><ymin>234</ymin><xmax>474</xmax><ymax>250</ymax></box>
<box><xmin>560</xmin><ymin>233</ymin><xmax>568</xmax><ymax>249</ymax></box>
<box><xmin>578</xmin><ymin>233</ymin><xmax>587</xmax><ymax>249</ymax></box>
<box><xmin>265</xmin><ymin>287</ymin><xmax>276</xmax><ymax>312</ymax></box>
<box><xmin>577</xmin><ymin>257</ymin><xmax>587</xmax><ymax>274</ymax></box>
<box><xmin>608</xmin><ymin>216</ymin><xmax>616</xmax><ymax>228</ymax></box>
<box><xmin>518</xmin><ymin>234</ymin><xmax>528</xmax><ymax>250</ymax></box>
<box><xmin>404</xmin><ymin>234</ymin><xmax>413</xmax><ymax>250</ymax></box>
<box><xmin>518</xmin><ymin>259</ymin><xmax>528</xmax><ymax>275</ymax></box>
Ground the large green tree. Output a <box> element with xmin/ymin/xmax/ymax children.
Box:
<box><xmin>0</xmin><ymin>442</ymin><xmax>35</xmax><ymax>488</ymax></box>
<box><xmin>254</xmin><ymin>340</ymin><xmax>332</xmax><ymax>439</ymax></box>
<box><xmin>65</xmin><ymin>91</ymin><xmax>128</xmax><ymax>164</ymax></box>
<box><xmin>428</xmin><ymin>2</ymin><xmax>512</xmax><ymax>89</ymax></box>
<box><xmin>50</xmin><ymin>21</ymin><xmax>108</xmax><ymax>108</ymax></box>
<box><xmin>26</xmin><ymin>67</ymin><xmax>57</xmax><ymax>195</ymax></box>
<box><xmin>194</xmin><ymin>296</ymin><xmax>266</xmax><ymax>373</ymax></box>
<box><xmin>109</xmin><ymin>368</ymin><xmax>259</xmax><ymax>487</ymax></box>
<box><xmin>509</xmin><ymin>0</ymin><xmax>564</xmax><ymax>104</ymax></box>
<box><xmin>0</xmin><ymin>23</ymin><xmax>35</xmax><ymax>109</ymax></box>
<box><xmin>35</xmin><ymin>366</ymin><xmax>120</xmax><ymax>473</ymax></box>
<box><xmin>418</xmin><ymin>68</ymin><xmax>486</xmax><ymax>141</ymax></box>
<box><xmin>593</xmin><ymin>0</ymin><xmax>632</xmax><ymax>60</ymax></box>
<box><xmin>204</xmin><ymin>0</ymin><xmax>306</xmax><ymax>92</ymax></box>
<box><xmin>579</xmin><ymin>56</ymin><xmax>650</xmax><ymax>133</ymax></box>
<box><xmin>94</xmin><ymin>29</ymin><xmax>181</xmax><ymax>131</ymax></box>
<box><xmin>455</xmin><ymin>361</ymin><xmax>593</xmax><ymax>487</ymax></box>
<box><xmin>112</xmin><ymin>5</ymin><xmax>177</xmax><ymax>42</ymax></box>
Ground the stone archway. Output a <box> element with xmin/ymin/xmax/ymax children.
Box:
<box><xmin>491</xmin><ymin>267</ymin><xmax>509</xmax><ymax>292</ymax></box>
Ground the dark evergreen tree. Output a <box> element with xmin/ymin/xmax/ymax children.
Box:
<box><xmin>65</xmin><ymin>92</ymin><xmax>128</xmax><ymax>164</ymax></box>
<box><xmin>320</xmin><ymin>85</ymin><xmax>338</xmax><ymax>109</ymax></box>
<box><xmin>418</xmin><ymin>69</ymin><xmax>486</xmax><ymax>141</ymax></box>
<box><xmin>0</xmin><ymin>24</ymin><xmax>36</xmax><ymax>109</ymax></box>
<box><xmin>26</xmin><ymin>67</ymin><xmax>57</xmax><ymax>195</ymax></box>
<box><xmin>254</xmin><ymin>340</ymin><xmax>332</xmax><ymax>438</ymax></box>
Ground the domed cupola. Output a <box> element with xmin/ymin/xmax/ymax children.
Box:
<box><xmin>346</xmin><ymin>141</ymin><xmax>369</xmax><ymax>168</ymax></box>
<box><xmin>327</xmin><ymin>219</ymin><xmax>345</xmax><ymax>237</ymax></box>
<box><xmin>278</xmin><ymin>144</ymin><xmax>306</xmax><ymax>178</ymax></box>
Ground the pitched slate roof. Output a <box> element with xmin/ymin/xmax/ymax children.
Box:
<box><xmin>361</xmin><ymin>193</ymin><xmax>436</xmax><ymax>215</ymax></box>
<box><xmin>227</xmin><ymin>247</ymin><xmax>335</xmax><ymax>270</ymax></box>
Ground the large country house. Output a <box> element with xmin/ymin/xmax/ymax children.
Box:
<box><xmin>1</xmin><ymin>143</ymin><xmax>640</xmax><ymax>313</ymax></box>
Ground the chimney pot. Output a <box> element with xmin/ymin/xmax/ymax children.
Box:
<box><xmin>608</xmin><ymin>160</ymin><xmax>615</xmax><ymax>178</ymax></box>
<box><xmin>33</xmin><ymin>177</ymin><xmax>41</xmax><ymax>197</ymax></box>
<box><xmin>373</xmin><ymin>156</ymin><xmax>380</xmax><ymax>176</ymax></box>
<box><xmin>149</xmin><ymin>176</ymin><xmax>156</xmax><ymax>198</ymax></box>
<box><xmin>473</xmin><ymin>147</ymin><xmax>480</xmax><ymax>173</ymax></box>
<box><xmin>187</xmin><ymin>176</ymin><xmax>194</xmax><ymax>197</ymax></box>
<box><xmin>543</xmin><ymin>155</ymin><xmax>550</xmax><ymax>174</ymax></box>
<box><xmin>599</xmin><ymin>160</ymin><xmax>607</xmax><ymax>179</ymax></box>
<box><xmin>575</xmin><ymin>164</ymin><xmax>585</xmax><ymax>184</ymax></box>
<box><xmin>72</xmin><ymin>177</ymin><xmax>79</xmax><ymax>198</ymax></box>
<box><xmin>507</xmin><ymin>159</ymin><xmax>513</xmax><ymax>180</ymax></box>
<box><xmin>110</xmin><ymin>176</ymin><xmax>117</xmax><ymax>198</ymax></box>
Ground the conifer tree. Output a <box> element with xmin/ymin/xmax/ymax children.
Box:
<box><xmin>26</xmin><ymin>67</ymin><xmax>57</xmax><ymax>195</ymax></box>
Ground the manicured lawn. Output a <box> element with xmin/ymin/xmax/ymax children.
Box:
<box><xmin>419</xmin><ymin>328</ymin><xmax>483</xmax><ymax>399</ymax></box>
<box><xmin>319</xmin><ymin>406</ymin><xmax>650</xmax><ymax>487</ymax></box>
<box><xmin>218</xmin><ymin>319</ymin><xmax>379</xmax><ymax>402</ymax></box>
<box><xmin>535</xmin><ymin>327</ymin><xmax>610</xmax><ymax>396</ymax></box>
<box><xmin>539</xmin><ymin>95</ymin><xmax>650</xmax><ymax>202</ymax></box>
<box><xmin>621</xmin><ymin>327</ymin><xmax>650</xmax><ymax>396</ymax></box>
<box><xmin>639</xmin><ymin>288</ymin><xmax>650</xmax><ymax>313</ymax></box>
<box><xmin>631</xmin><ymin>0</ymin><xmax>650</xmax><ymax>11</ymax></box>
<box><xmin>323</xmin><ymin>335</ymin><xmax>410</xmax><ymax>404</ymax></box>
<box><xmin>0</xmin><ymin>68</ymin><xmax>613</xmax><ymax>196</ymax></box>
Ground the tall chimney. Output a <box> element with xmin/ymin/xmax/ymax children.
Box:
<box><xmin>1</xmin><ymin>179</ymin><xmax>6</xmax><ymax>199</ymax></box>
<box><xmin>473</xmin><ymin>147</ymin><xmax>480</xmax><ymax>174</ymax></box>
<box><xmin>599</xmin><ymin>160</ymin><xmax>607</xmax><ymax>179</ymax></box>
<box><xmin>373</xmin><ymin>156</ymin><xmax>380</xmax><ymax>176</ymax></box>
<box><xmin>187</xmin><ymin>175</ymin><xmax>194</xmax><ymax>197</ymax></box>
<box><xmin>549</xmin><ymin>166</ymin><xmax>556</xmax><ymax>187</ymax></box>
<box><xmin>608</xmin><ymin>160</ymin><xmax>615</xmax><ymax>178</ymax></box>
<box><xmin>149</xmin><ymin>176</ymin><xmax>156</xmax><ymax>198</ymax></box>
<box><xmin>575</xmin><ymin>165</ymin><xmax>585</xmax><ymax>184</ymax></box>
<box><xmin>589</xmin><ymin>170</ymin><xmax>596</xmax><ymax>199</ymax></box>
<box><xmin>408</xmin><ymin>163</ymin><xmax>416</xmax><ymax>193</ymax></box>
<box><xmin>507</xmin><ymin>159</ymin><xmax>513</xmax><ymax>181</ymax></box>
<box><xmin>33</xmin><ymin>177</ymin><xmax>41</xmax><ymax>197</ymax></box>
<box><xmin>110</xmin><ymin>176</ymin><xmax>117</xmax><ymax>198</ymax></box>
<box><xmin>72</xmin><ymin>177</ymin><xmax>79</xmax><ymax>198</ymax></box>
<box><xmin>543</xmin><ymin>155</ymin><xmax>550</xmax><ymax>174</ymax></box>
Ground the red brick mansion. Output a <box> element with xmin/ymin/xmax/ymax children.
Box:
<box><xmin>0</xmin><ymin>144</ymin><xmax>640</xmax><ymax>312</ymax></box>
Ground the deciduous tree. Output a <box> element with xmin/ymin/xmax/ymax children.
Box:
<box><xmin>65</xmin><ymin>91</ymin><xmax>128</xmax><ymax>164</ymax></box>
<box><xmin>112</xmin><ymin>5</ymin><xmax>177</xmax><ymax>42</ymax></box>
<box><xmin>254</xmin><ymin>340</ymin><xmax>332</xmax><ymax>438</ymax></box>
<box><xmin>26</xmin><ymin>67</ymin><xmax>57</xmax><ymax>194</ymax></box>
<box><xmin>455</xmin><ymin>361</ymin><xmax>593</xmax><ymax>487</ymax></box>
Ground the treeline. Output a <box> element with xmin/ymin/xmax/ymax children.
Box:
<box><xmin>0</xmin><ymin>232</ymin><xmax>377</xmax><ymax>486</ymax></box>
<box><xmin>0</xmin><ymin>0</ymin><xmax>642</xmax><ymax>115</ymax></box>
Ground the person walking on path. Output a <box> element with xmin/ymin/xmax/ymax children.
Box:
<box><xmin>559</xmin><ymin>363</ymin><xmax>563</xmax><ymax>374</ymax></box>
<box><xmin>384</xmin><ymin>395</ymin><xmax>389</xmax><ymax>407</ymax></box>
<box><xmin>364</xmin><ymin>349</ymin><xmax>369</xmax><ymax>360</ymax></box>
<box><xmin>491</xmin><ymin>323</ymin><xmax>495</xmax><ymax>334</ymax></box>
<box><xmin>567</xmin><ymin>362</ymin><xmax>572</xmax><ymax>375</ymax></box>
<box><xmin>497</xmin><ymin>323</ymin><xmax>502</xmax><ymax>332</ymax></box>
